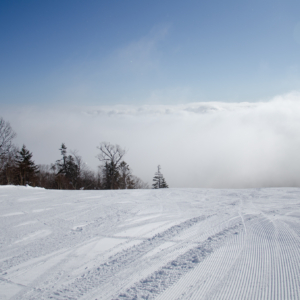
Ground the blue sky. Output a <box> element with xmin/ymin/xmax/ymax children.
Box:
<box><xmin>1</xmin><ymin>0</ymin><xmax>300</xmax><ymax>106</ymax></box>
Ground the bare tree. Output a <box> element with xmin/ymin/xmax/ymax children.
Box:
<box><xmin>97</xmin><ymin>142</ymin><xmax>126</xmax><ymax>189</ymax></box>
<box><xmin>97</xmin><ymin>142</ymin><xmax>126</xmax><ymax>166</ymax></box>
<box><xmin>0</xmin><ymin>117</ymin><xmax>16</xmax><ymax>158</ymax></box>
<box><xmin>132</xmin><ymin>175</ymin><xmax>149</xmax><ymax>189</ymax></box>
<box><xmin>80</xmin><ymin>169</ymin><xmax>98</xmax><ymax>190</ymax></box>
<box><xmin>0</xmin><ymin>145</ymin><xmax>18</xmax><ymax>185</ymax></box>
<box><xmin>37</xmin><ymin>164</ymin><xmax>56</xmax><ymax>189</ymax></box>
<box><xmin>96</xmin><ymin>142</ymin><xmax>147</xmax><ymax>190</ymax></box>
<box><xmin>71</xmin><ymin>150</ymin><xmax>98</xmax><ymax>189</ymax></box>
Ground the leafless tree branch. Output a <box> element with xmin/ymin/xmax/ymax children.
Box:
<box><xmin>0</xmin><ymin>117</ymin><xmax>16</xmax><ymax>158</ymax></box>
<box><xmin>96</xmin><ymin>142</ymin><xmax>126</xmax><ymax>167</ymax></box>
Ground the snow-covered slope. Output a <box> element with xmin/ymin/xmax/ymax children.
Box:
<box><xmin>0</xmin><ymin>186</ymin><xmax>300</xmax><ymax>299</ymax></box>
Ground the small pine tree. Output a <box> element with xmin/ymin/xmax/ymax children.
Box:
<box><xmin>55</xmin><ymin>143</ymin><xmax>80</xmax><ymax>189</ymax></box>
<box><xmin>15</xmin><ymin>145</ymin><xmax>39</xmax><ymax>186</ymax></box>
<box><xmin>152</xmin><ymin>165</ymin><xmax>168</xmax><ymax>189</ymax></box>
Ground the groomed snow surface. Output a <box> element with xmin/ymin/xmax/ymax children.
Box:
<box><xmin>0</xmin><ymin>186</ymin><xmax>300</xmax><ymax>300</ymax></box>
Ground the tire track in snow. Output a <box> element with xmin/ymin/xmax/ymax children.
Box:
<box><xmin>207</xmin><ymin>212</ymin><xmax>300</xmax><ymax>299</ymax></box>
<box><xmin>201</xmin><ymin>190</ymin><xmax>270</xmax><ymax>299</ymax></box>
<box><xmin>156</xmin><ymin>219</ymin><xmax>246</xmax><ymax>300</ymax></box>
<box><xmin>144</xmin><ymin>199</ymin><xmax>245</xmax><ymax>299</ymax></box>
<box><xmin>1</xmin><ymin>203</ymin><xmax>134</xmax><ymax>274</ymax></box>
<box><xmin>201</xmin><ymin>215</ymin><xmax>255</xmax><ymax>299</ymax></box>
<box><xmin>274</xmin><ymin>219</ymin><xmax>300</xmax><ymax>299</ymax></box>
<box><xmin>202</xmin><ymin>218</ymin><xmax>246</xmax><ymax>300</ymax></box>
<box><xmin>184</xmin><ymin>213</ymin><xmax>246</xmax><ymax>300</ymax></box>
<box><xmin>24</xmin><ymin>216</ymin><xmax>207</xmax><ymax>300</ymax></box>
<box><xmin>128</xmin><ymin>214</ymin><xmax>243</xmax><ymax>300</ymax></box>
<box><xmin>258</xmin><ymin>207</ymin><xmax>300</xmax><ymax>300</ymax></box>
<box><xmin>202</xmin><ymin>215</ymin><xmax>270</xmax><ymax>299</ymax></box>
<box><xmin>113</xmin><ymin>221</ymin><xmax>243</xmax><ymax>300</ymax></box>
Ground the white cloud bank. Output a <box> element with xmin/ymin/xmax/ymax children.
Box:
<box><xmin>3</xmin><ymin>92</ymin><xmax>300</xmax><ymax>188</ymax></box>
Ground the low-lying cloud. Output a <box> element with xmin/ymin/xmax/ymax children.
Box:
<box><xmin>3</xmin><ymin>92</ymin><xmax>300</xmax><ymax>188</ymax></box>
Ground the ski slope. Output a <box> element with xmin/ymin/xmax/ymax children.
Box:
<box><xmin>0</xmin><ymin>186</ymin><xmax>300</xmax><ymax>299</ymax></box>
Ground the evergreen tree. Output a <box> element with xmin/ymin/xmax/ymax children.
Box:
<box><xmin>102</xmin><ymin>161</ymin><xmax>120</xmax><ymax>189</ymax></box>
<box><xmin>15</xmin><ymin>145</ymin><xmax>39</xmax><ymax>186</ymax></box>
<box><xmin>56</xmin><ymin>143</ymin><xmax>67</xmax><ymax>175</ymax></box>
<box><xmin>55</xmin><ymin>143</ymin><xmax>80</xmax><ymax>189</ymax></box>
<box><xmin>152</xmin><ymin>165</ymin><xmax>168</xmax><ymax>189</ymax></box>
<box><xmin>160</xmin><ymin>177</ymin><xmax>169</xmax><ymax>188</ymax></box>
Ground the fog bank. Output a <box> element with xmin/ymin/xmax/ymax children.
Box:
<box><xmin>3</xmin><ymin>92</ymin><xmax>300</xmax><ymax>188</ymax></box>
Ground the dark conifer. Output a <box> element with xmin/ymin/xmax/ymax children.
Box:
<box><xmin>119</xmin><ymin>161</ymin><xmax>134</xmax><ymax>189</ymax></box>
<box><xmin>15</xmin><ymin>145</ymin><xmax>39</xmax><ymax>186</ymax></box>
<box><xmin>101</xmin><ymin>161</ymin><xmax>120</xmax><ymax>189</ymax></box>
<box><xmin>160</xmin><ymin>177</ymin><xmax>169</xmax><ymax>188</ymax></box>
<box><xmin>55</xmin><ymin>143</ymin><xmax>80</xmax><ymax>189</ymax></box>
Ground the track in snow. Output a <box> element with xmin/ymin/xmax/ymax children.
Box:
<box><xmin>0</xmin><ymin>186</ymin><xmax>300</xmax><ymax>299</ymax></box>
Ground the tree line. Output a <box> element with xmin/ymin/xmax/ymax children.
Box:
<box><xmin>0</xmin><ymin>117</ymin><xmax>152</xmax><ymax>190</ymax></box>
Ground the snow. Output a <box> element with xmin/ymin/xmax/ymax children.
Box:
<box><xmin>0</xmin><ymin>186</ymin><xmax>300</xmax><ymax>299</ymax></box>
